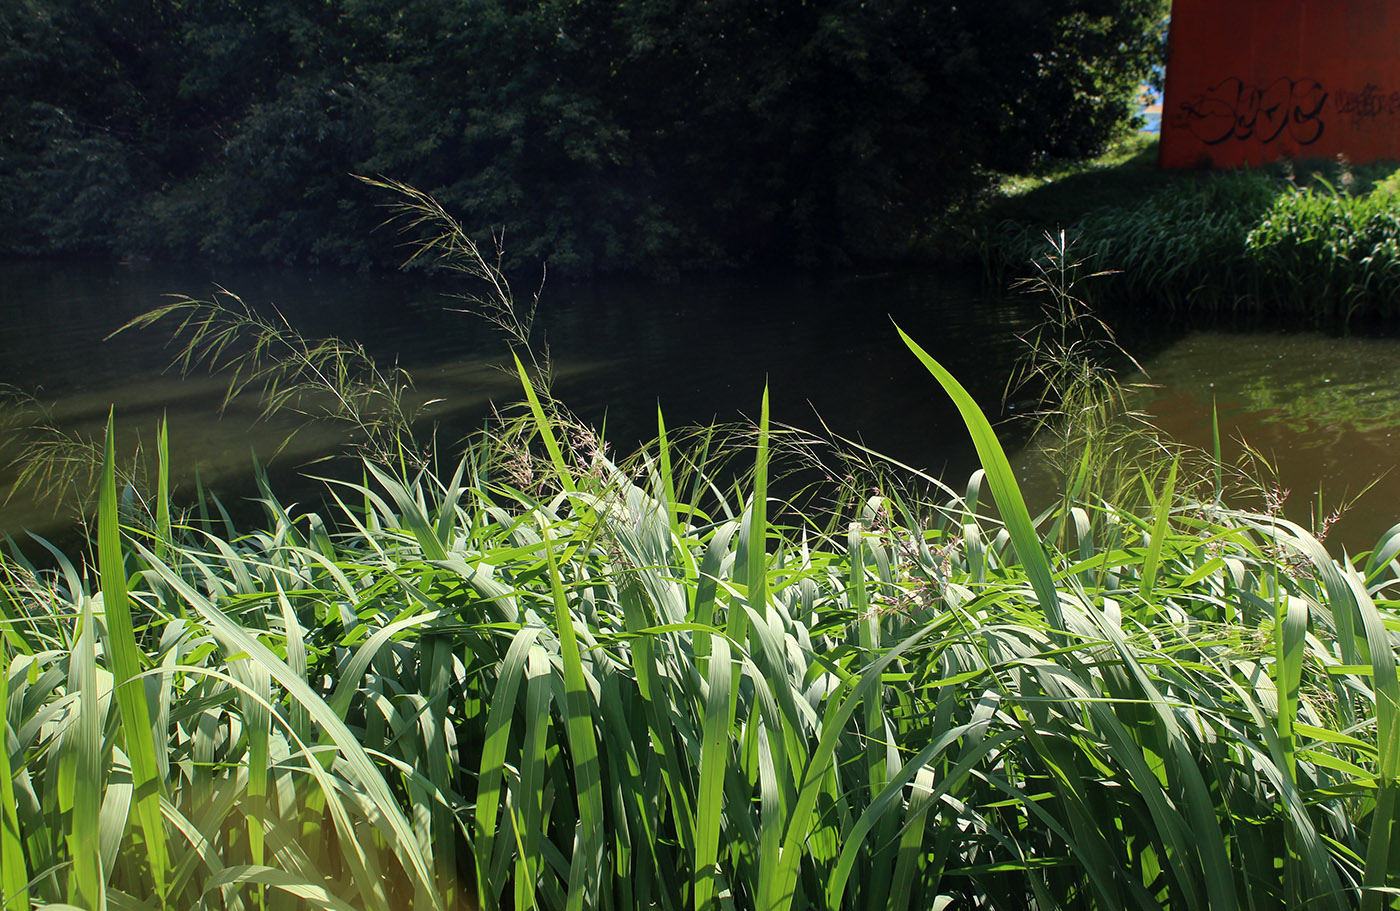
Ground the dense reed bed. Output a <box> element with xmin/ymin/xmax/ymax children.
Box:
<box><xmin>978</xmin><ymin>158</ymin><xmax>1400</xmax><ymax>321</ymax></box>
<box><xmin>2</xmin><ymin>335</ymin><xmax>1398</xmax><ymax>910</ymax></box>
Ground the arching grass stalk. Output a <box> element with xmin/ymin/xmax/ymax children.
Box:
<box><xmin>1003</xmin><ymin>232</ymin><xmax>1192</xmax><ymax>549</ymax></box>
<box><xmin>111</xmin><ymin>287</ymin><xmax>425</xmax><ymax>469</ymax></box>
<box><xmin>0</xmin><ymin>386</ymin><xmax>146</xmax><ymax>519</ymax></box>
<box><xmin>357</xmin><ymin>175</ymin><xmax>553</xmax><ymax>394</ymax></box>
<box><xmin>4</xmin><ymin>180</ymin><xmax>549</xmax><ymax>524</ymax></box>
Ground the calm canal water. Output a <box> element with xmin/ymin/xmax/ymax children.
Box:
<box><xmin>2</xmin><ymin>258</ymin><xmax>1398</xmax><ymax>555</ymax></box>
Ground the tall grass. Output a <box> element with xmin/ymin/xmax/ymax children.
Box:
<box><xmin>975</xmin><ymin>156</ymin><xmax>1400</xmax><ymax>322</ymax></box>
<box><xmin>1</xmin><ymin>342</ymin><xmax>1397</xmax><ymax>907</ymax></box>
<box><xmin>1244</xmin><ymin>174</ymin><xmax>1400</xmax><ymax>322</ymax></box>
<box><xmin>985</xmin><ymin>170</ymin><xmax>1280</xmax><ymax>310</ymax></box>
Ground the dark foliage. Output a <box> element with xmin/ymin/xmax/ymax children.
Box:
<box><xmin>0</xmin><ymin>0</ymin><xmax>1166</xmax><ymax>273</ymax></box>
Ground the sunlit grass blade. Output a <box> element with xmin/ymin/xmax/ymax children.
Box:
<box><xmin>539</xmin><ymin>520</ymin><xmax>604</xmax><ymax>911</ymax></box>
<box><xmin>897</xmin><ymin>325</ymin><xmax>1064</xmax><ymax>636</ymax></box>
<box><xmin>514</xmin><ymin>645</ymin><xmax>554</xmax><ymax>911</ymax></box>
<box><xmin>1273</xmin><ymin>591</ymin><xmax>1308</xmax><ymax>785</ymax></box>
<box><xmin>0</xmin><ymin>644</ymin><xmax>26</xmax><ymax>909</ymax></box>
<box><xmin>155</xmin><ymin>412</ymin><xmax>171</xmax><ymax>561</ymax></box>
<box><xmin>514</xmin><ymin>353</ymin><xmax>574</xmax><ymax>493</ymax></box>
<box><xmin>748</xmin><ymin>387</ymin><xmax>770</xmax><ymax>619</ymax></box>
<box><xmin>98</xmin><ymin>410</ymin><xmax>167</xmax><ymax>903</ymax></box>
<box><xmin>656</xmin><ymin>407</ymin><xmax>682</xmax><ymax>538</ymax></box>
<box><xmin>418</xmin><ymin>632</ymin><xmax>460</xmax><ymax>907</ymax></box>
<box><xmin>1138</xmin><ymin>457</ymin><xmax>1177</xmax><ymax>600</ymax></box>
<box><xmin>474</xmin><ymin>626</ymin><xmax>541</xmax><ymax>910</ymax></box>
<box><xmin>65</xmin><ymin>593</ymin><xmax>103</xmax><ymax>908</ymax></box>
<box><xmin>694</xmin><ymin>636</ymin><xmax>731</xmax><ymax>911</ymax></box>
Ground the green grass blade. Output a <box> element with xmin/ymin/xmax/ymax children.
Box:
<box><xmin>513</xmin><ymin>645</ymin><xmax>554</xmax><ymax>910</ymax></box>
<box><xmin>66</xmin><ymin>594</ymin><xmax>103</xmax><ymax>908</ymax></box>
<box><xmin>274</xmin><ymin>581</ymin><xmax>312</xmax><ymax>743</ymax></box>
<box><xmin>419</xmin><ymin>633</ymin><xmax>460</xmax><ymax>907</ymax></box>
<box><xmin>97</xmin><ymin>748</ymin><xmax>132</xmax><ymax>886</ymax></box>
<box><xmin>514</xmin><ymin>353</ymin><xmax>575</xmax><ymax>494</ymax></box>
<box><xmin>0</xmin><ymin>645</ymin><xmax>26</xmax><ymax>909</ymax></box>
<box><xmin>98</xmin><ymin>410</ymin><xmax>168</xmax><ymax>902</ymax></box>
<box><xmin>897</xmin><ymin>326</ymin><xmax>1064</xmax><ymax>635</ymax></box>
<box><xmin>474</xmin><ymin>626</ymin><xmax>540</xmax><ymax>909</ymax></box>
<box><xmin>1362</xmin><ymin>785</ymin><xmax>1398</xmax><ymax>911</ymax></box>
<box><xmin>233</xmin><ymin>644</ymin><xmax>271</xmax><ymax>881</ymax></box>
<box><xmin>155</xmin><ymin>412</ymin><xmax>171</xmax><ymax>561</ymax></box>
<box><xmin>656</xmin><ymin>406</ymin><xmax>682</xmax><ymax>538</ymax></box>
<box><xmin>540</xmin><ymin>520</ymin><xmax>603</xmax><ymax>911</ymax></box>
<box><xmin>748</xmin><ymin>387</ymin><xmax>770</xmax><ymax>619</ymax></box>
<box><xmin>1139</xmin><ymin>457</ymin><xmax>1178</xmax><ymax>600</ymax></box>
<box><xmin>432</xmin><ymin>455</ymin><xmax>469</xmax><ymax>551</ymax></box>
<box><xmin>693</xmin><ymin>520</ymin><xmax>738</xmax><ymax>674</ymax></box>
<box><xmin>1274</xmin><ymin>593</ymin><xmax>1308</xmax><ymax>784</ymax></box>
<box><xmin>1343</xmin><ymin>562</ymin><xmax>1400</xmax><ymax>910</ymax></box>
<box><xmin>695</xmin><ymin>636</ymin><xmax>732</xmax><ymax>911</ymax></box>
<box><xmin>1211</xmin><ymin>397</ymin><xmax>1223</xmax><ymax>497</ymax></box>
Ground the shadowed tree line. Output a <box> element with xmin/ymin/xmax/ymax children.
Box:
<box><xmin>0</xmin><ymin>0</ymin><xmax>1165</xmax><ymax>274</ymax></box>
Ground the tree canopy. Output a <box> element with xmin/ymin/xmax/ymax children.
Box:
<box><xmin>0</xmin><ymin>0</ymin><xmax>1167</xmax><ymax>273</ymax></box>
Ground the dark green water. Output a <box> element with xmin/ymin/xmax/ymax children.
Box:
<box><xmin>2</xmin><ymin>258</ymin><xmax>1398</xmax><ymax>555</ymax></box>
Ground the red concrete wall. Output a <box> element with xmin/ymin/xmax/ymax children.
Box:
<box><xmin>1160</xmin><ymin>0</ymin><xmax>1400</xmax><ymax>168</ymax></box>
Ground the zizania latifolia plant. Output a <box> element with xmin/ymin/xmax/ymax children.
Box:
<box><xmin>0</xmin><ymin>186</ymin><xmax>1398</xmax><ymax>910</ymax></box>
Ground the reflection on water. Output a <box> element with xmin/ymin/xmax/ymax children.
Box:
<box><xmin>1132</xmin><ymin>330</ymin><xmax>1400</xmax><ymax>552</ymax></box>
<box><xmin>2</xmin><ymin>259</ymin><xmax>1400</xmax><ymax>555</ymax></box>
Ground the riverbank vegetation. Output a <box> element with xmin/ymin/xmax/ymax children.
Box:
<box><xmin>964</xmin><ymin>137</ymin><xmax>1400</xmax><ymax>322</ymax></box>
<box><xmin>0</xmin><ymin>0</ymin><xmax>1165</xmax><ymax>274</ymax></box>
<box><xmin>3</xmin><ymin>209</ymin><xmax>1399</xmax><ymax>908</ymax></box>
<box><xmin>4</xmin><ymin>361</ymin><xmax>1398</xmax><ymax>910</ymax></box>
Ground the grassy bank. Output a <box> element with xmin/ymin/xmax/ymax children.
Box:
<box><xmin>3</xmin><ymin>188</ymin><xmax>1398</xmax><ymax>909</ymax></box>
<box><xmin>956</xmin><ymin>136</ymin><xmax>1400</xmax><ymax>322</ymax></box>
<box><xmin>2</xmin><ymin>338</ymin><xmax>1398</xmax><ymax>909</ymax></box>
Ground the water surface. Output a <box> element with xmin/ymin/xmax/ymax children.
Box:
<box><xmin>2</xmin><ymin>258</ymin><xmax>1397</xmax><ymax>555</ymax></box>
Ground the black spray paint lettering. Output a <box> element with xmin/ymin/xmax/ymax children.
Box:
<box><xmin>1181</xmin><ymin>76</ymin><xmax>1328</xmax><ymax>145</ymax></box>
<box><xmin>1335</xmin><ymin>83</ymin><xmax>1400</xmax><ymax>118</ymax></box>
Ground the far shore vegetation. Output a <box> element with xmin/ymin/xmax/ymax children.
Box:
<box><xmin>958</xmin><ymin>134</ymin><xmax>1400</xmax><ymax>323</ymax></box>
<box><xmin>0</xmin><ymin>1</ymin><xmax>1167</xmax><ymax>274</ymax></box>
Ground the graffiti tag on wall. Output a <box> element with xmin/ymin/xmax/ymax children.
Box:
<box><xmin>1335</xmin><ymin>83</ymin><xmax>1400</xmax><ymax>118</ymax></box>
<box><xmin>1180</xmin><ymin>76</ymin><xmax>1328</xmax><ymax>145</ymax></box>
